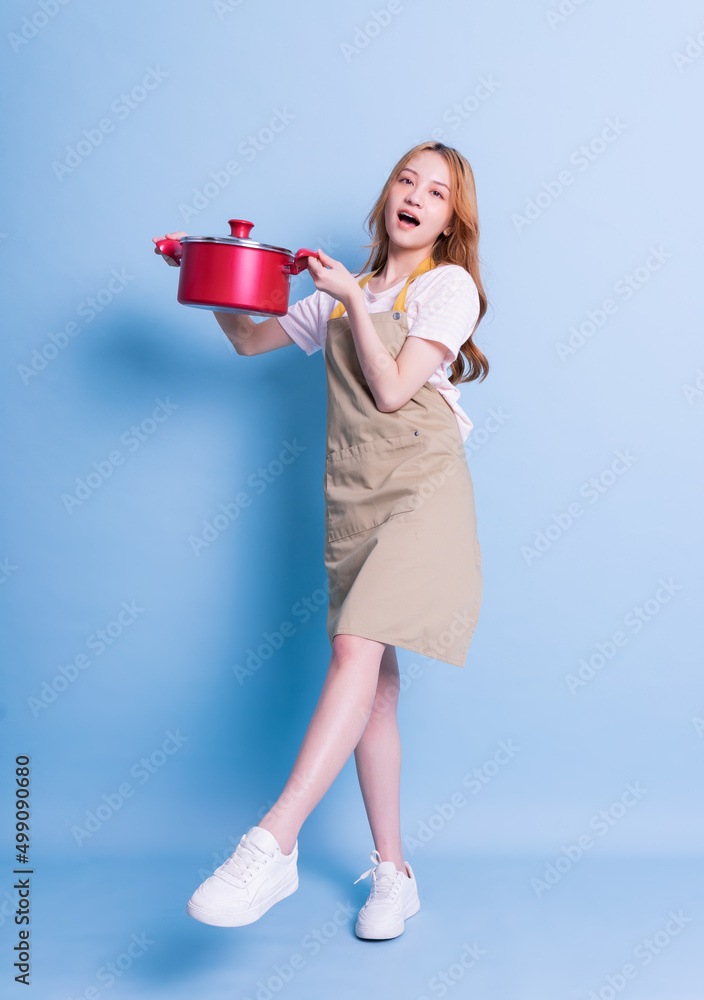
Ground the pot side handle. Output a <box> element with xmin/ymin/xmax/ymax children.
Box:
<box><xmin>284</xmin><ymin>249</ymin><xmax>320</xmax><ymax>275</ymax></box>
<box><xmin>155</xmin><ymin>238</ymin><xmax>183</xmax><ymax>265</ymax></box>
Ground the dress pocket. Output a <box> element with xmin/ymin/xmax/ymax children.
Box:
<box><xmin>325</xmin><ymin>431</ymin><xmax>422</xmax><ymax>542</ymax></box>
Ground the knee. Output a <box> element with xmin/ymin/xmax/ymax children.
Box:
<box><xmin>330</xmin><ymin>634</ymin><xmax>385</xmax><ymax>672</ymax></box>
<box><xmin>328</xmin><ymin>637</ymin><xmax>385</xmax><ymax>720</ymax></box>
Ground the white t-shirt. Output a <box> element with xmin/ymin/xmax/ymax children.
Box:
<box><xmin>277</xmin><ymin>263</ymin><xmax>479</xmax><ymax>441</ymax></box>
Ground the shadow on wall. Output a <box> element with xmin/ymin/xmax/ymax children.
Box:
<box><xmin>67</xmin><ymin>301</ymin><xmax>333</xmax><ymax>836</ymax></box>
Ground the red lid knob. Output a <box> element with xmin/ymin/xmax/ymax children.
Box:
<box><xmin>228</xmin><ymin>219</ymin><xmax>254</xmax><ymax>239</ymax></box>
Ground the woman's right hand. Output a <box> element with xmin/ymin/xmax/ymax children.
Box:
<box><xmin>152</xmin><ymin>231</ymin><xmax>188</xmax><ymax>266</ymax></box>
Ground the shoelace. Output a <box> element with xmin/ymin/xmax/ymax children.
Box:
<box><xmin>214</xmin><ymin>838</ymin><xmax>275</xmax><ymax>887</ymax></box>
<box><xmin>353</xmin><ymin>849</ymin><xmax>403</xmax><ymax>902</ymax></box>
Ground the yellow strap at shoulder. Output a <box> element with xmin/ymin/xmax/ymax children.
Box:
<box><xmin>393</xmin><ymin>255</ymin><xmax>436</xmax><ymax>313</ymax></box>
<box><xmin>328</xmin><ymin>269</ymin><xmax>378</xmax><ymax>320</ymax></box>
<box><xmin>328</xmin><ymin>255</ymin><xmax>436</xmax><ymax>321</ymax></box>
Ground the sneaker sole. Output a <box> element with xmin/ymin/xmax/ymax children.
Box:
<box><xmin>187</xmin><ymin>872</ymin><xmax>299</xmax><ymax>927</ymax></box>
<box><xmin>355</xmin><ymin>894</ymin><xmax>421</xmax><ymax>940</ymax></box>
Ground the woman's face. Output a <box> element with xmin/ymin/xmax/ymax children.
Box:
<box><xmin>385</xmin><ymin>151</ymin><xmax>455</xmax><ymax>250</ymax></box>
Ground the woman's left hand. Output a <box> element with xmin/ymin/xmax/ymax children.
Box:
<box><xmin>306</xmin><ymin>249</ymin><xmax>361</xmax><ymax>309</ymax></box>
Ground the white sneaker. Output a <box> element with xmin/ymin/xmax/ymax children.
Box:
<box><xmin>353</xmin><ymin>849</ymin><xmax>420</xmax><ymax>939</ymax></box>
<box><xmin>187</xmin><ymin>825</ymin><xmax>298</xmax><ymax>927</ymax></box>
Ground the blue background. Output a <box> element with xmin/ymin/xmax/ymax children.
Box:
<box><xmin>1</xmin><ymin>1</ymin><xmax>702</xmax><ymax>997</ymax></box>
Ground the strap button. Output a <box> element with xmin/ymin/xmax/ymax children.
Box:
<box><xmin>393</xmin><ymin>311</ymin><xmax>401</xmax><ymax>320</ymax></box>
<box><xmin>414</xmin><ymin>430</ymin><xmax>420</xmax><ymax>436</ymax></box>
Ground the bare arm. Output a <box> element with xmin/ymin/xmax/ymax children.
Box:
<box><xmin>345</xmin><ymin>289</ymin><xmax>449</xmax><ymax>411</ymax></box>
<box><xmin>212</xmin><ymin>312</ymin><xmax>297</xmax><ymax>356</ymax></box>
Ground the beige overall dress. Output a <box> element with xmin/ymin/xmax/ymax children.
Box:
<box><xmin>323</xmin><ymin>256</ymin><xmax>482</xmax><ymax>668</ymax></box>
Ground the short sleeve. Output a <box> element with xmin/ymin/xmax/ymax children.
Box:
<box><xmin>406</xmin><ymin>266</ymin><xmax>480</xmax><ymax>367</ymax></box>
<box><xmin>276</xmin><ymin>287</ymin><xmax>332</xmax><ymax>356</ymax></box>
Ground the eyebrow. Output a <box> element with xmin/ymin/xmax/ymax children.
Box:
<box><xmin>400</xmin><ymin>167</ymin><xmax>450</xmax><ymax>191</ymax></box>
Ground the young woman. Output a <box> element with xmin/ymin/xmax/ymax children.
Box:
<box><xmin>153</xmin><ymin>140</ymin><xmax>489</xmax><ymax>940</ymax></box>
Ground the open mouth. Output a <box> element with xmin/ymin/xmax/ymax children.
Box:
<box><xmin>397</xmin><ymin>210</ymin><xmax>420</xmax><ymax>228</ymax></box>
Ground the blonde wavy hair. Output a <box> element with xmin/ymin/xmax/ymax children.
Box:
<box><xmin>358</xmin><ymin>141</ymin><xmax>489</xmax><ymax>385</ymax></box>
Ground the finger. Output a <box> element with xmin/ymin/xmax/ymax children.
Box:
<box><xmin>153</xmin><ymin>232</ymin><xmax>188</xmax><ymax>246</ymax></box>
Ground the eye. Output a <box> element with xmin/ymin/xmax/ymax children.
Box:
<box><xmin>399</xmin><ymin>176</ymin><xmax>443</xmax><ymax>197</ymax></box>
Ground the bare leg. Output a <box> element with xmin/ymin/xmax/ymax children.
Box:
<box><xmin>257</xmin><ymin>634</ymin><xmax>385</xmax><ymax>854</ymax></box>
<box><xmin>353</xmin><ymin>645</ymin><xmax>406</xmax><ymax>872</ymax></box>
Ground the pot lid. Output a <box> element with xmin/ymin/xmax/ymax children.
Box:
<box><xmin>181</xmin><ymin>219</ymin><xmax>292</xmax><ymax>256</ymax></box>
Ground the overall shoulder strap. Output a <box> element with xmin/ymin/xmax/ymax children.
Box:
<box><xmin>327</xmin><ymin>256</ymin><xmax>436</xmax><ymax>321</ymax></box>
<box><xmin>329</xmin><ymin>269</ymin><xmax>378</xmax><ymax>321</ymax></box>
<box><xmin>392</xmin><ymin>256</ymin><xmax>436</xmax><ymax>313</ymax></box>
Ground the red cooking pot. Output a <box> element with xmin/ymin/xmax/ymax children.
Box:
<box><xmin>155</xmin><ymin>219</ymin><xmax>320</xmax><ymax>317</ymax></box>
